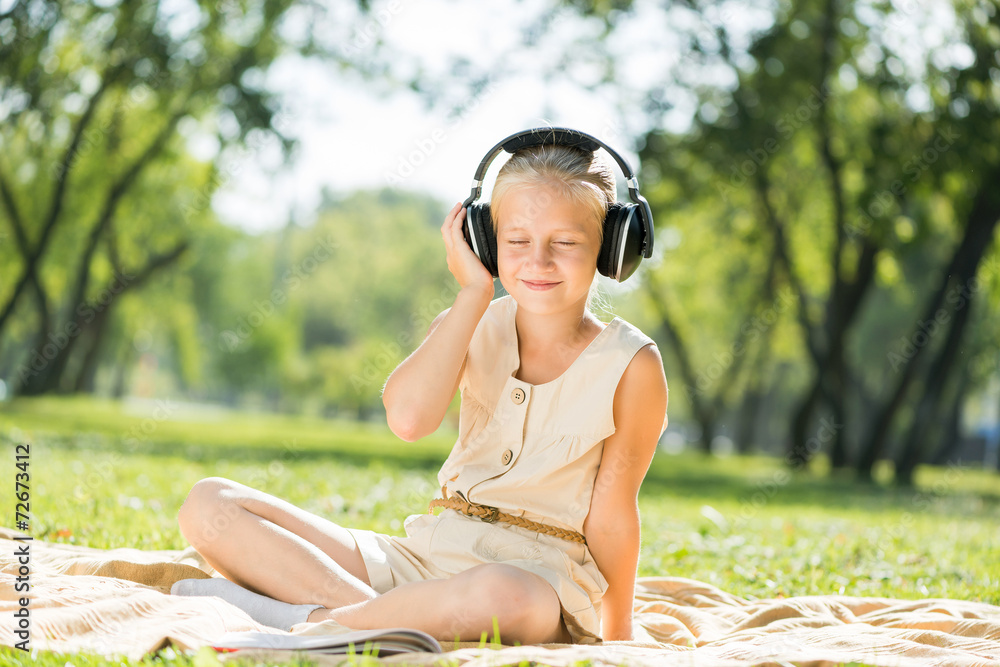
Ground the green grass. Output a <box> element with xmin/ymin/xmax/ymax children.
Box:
<box><xmin>1</xmin><ymin>396</ymin><xmax>998</xmax><ymax>667</ymax></box>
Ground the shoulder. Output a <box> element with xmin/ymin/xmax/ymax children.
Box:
<box><xmin>613</xmin><ymin>341</ymin><xmax>669</xmax><ymax>434</ymax></box>
<box><xmin>617</xmin><ymin>343</ymin><xmax>666</xmax><ymax>398</ymax></box>
<box><xmin>427</xmin><ymin>295</ymin><xmax>510</xmax><ymax>336</ymax></box>
<box><xmin>609</xmin><ymin>316</ymin><xmax>657</xmax><ymax>352</ymax></box>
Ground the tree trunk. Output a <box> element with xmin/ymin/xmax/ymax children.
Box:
<box><xmin>735</xmin><ymin>343</ymin><xmax>772</xmax><ymax>454</ymax></box>
<box><xmin>643</xmin><ymin>274</ymin><xmax>717</xmax><ymax>453</ymax></box>
<box><xmin>72</xmin><ymin>307</ymin><xmax>113</xmax><ymax>393</ymax></box>
<box><xmin>0</xmin><ymin>67</ymin><xmax>119</xmax><ymax>339</ymax></box>
<box><xmin>856</xmin><ymin>163</ymin><xmax>1000</xmax><ymax>481</ymax></box>
<box><xmin>15</xmin><ymin>242</ymin><xmax>187</xmax><ymax>396</ymax></box>
<box><xmin>894</xmin><ymin>292</ymin><xmax>975</xmax><ymax>486</ymax></box>
<box><xmin>790</xmin><ymin>241</ymin><xmax>879</xmax><ymax>469</ymax></box>
<box><xmin>18</xmin><ymin>307</ymin><xmax>88</xmax><ymax>395</ymax></box>
<box><xmin>111</xmin><ymin>341</ymin><xmax>136</xmax><ymax>399</ymax></box>
<box><xmin>788</xmin><ymin>378</ymin><xmax>824</xmax><ymax>467</ymax></box>
<box><xmin>735</xmin><ymin>387</ymin><xmax>761</xmax><ymax>454</ymax></box>
<box><xmin>826</xmin><ymin>352</ymin><xmax>850</xmax><ymax>469</ymax></box>
<box><xmin>930</xmin><ymin>367</ymin><xmax>970</xmax><ymax>466</ymax></box>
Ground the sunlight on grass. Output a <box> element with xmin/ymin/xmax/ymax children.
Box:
<box><xmin>1</xmin><ymin>396</ymin><xmax>997</xmax><ymax>666</ymax></box>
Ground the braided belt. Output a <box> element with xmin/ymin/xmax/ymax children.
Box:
<box><xmin>428</xmin><ymin>496</ymin><xmax>587</xmax><ymax>545</ymax></box>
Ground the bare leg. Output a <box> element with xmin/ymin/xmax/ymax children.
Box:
<box><xmin>177</xmin><ymin>477</ymin><xmax>570</xmax><ymax>644</ymax></box>
<box><xmin>177</xmin><ymin>477</ymin><xmax>375</xmax><ymax>608</ymax></box>
<box><xmin>309</xmin><ymin>563</ymin><xmax>571</xmax><ymax>645</ymax></box>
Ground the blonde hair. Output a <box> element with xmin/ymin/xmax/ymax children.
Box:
<box><xmin>490</xmin><ymin>144</ymin><xmax>615</xmax><ymax>241</ymax></box>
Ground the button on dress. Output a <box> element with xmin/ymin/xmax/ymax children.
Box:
<box><xmin>346</xmin><ymin>295</ymin><xmax>663</xmax><ymax>643</ymax></box>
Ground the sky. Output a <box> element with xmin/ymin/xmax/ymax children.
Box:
<box><xmin>201</xmin><ymin>0</ymin><xmax>698</xmax><ymax>233</ymax></box>
<box><xmin>209</xmin><ymin>67</ymin><xmax>636</xmax><ymax>232</ymax></box>
<box><xmin>195</xmin><ymin>0</ymin><xmax>960</xmax><ymax>234</ymax></box>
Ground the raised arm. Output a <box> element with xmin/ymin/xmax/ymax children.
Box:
<box><xmin>381</xmin><ymin>203</ymin><xmax>495</xmax><ymax>442</ymax></box>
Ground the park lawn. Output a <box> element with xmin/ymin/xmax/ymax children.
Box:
<box><xmin>1</xmin><ymin>396</ymin><xmax>998</xmax><ymax>667</ymax></box>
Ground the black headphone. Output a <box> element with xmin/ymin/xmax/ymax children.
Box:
<box><xmin>461</xmin><ymin>126</ymin><xmax>654</xmax><ymax>283</ymax></box>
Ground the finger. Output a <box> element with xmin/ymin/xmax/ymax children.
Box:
<box><xmin>445</xmin><ymin>208</ymin><xmax>467</xmax><ymax>253</ymax></box>
<box><xmin>451</xmin><ymin>208</ymin><xmax>469</xmax><ymax>245</ymax></box>
<box><xmin>441</xmin><ymin>202</ymin><xmax>462</xmax><ymax>232</ymax></box>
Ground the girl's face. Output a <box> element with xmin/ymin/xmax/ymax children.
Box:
<box><xmin>495</xmin><ymin>184</ymin><xmax>602</xmax><ymax>315</ymax></box>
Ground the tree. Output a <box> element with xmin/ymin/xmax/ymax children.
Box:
<box><xmin>0</xmin><ymin>0</ymin><xmax>362</xmax><ymax>395</ymax></box>
<box><xmin>635</xmin><ymin>0</ymin><xmax>1000</xmax><ymax>479</ymax></box>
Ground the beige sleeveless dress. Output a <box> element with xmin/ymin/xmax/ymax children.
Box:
<box><xmin>346</xmin><ymin>295</ymin><xmax>661</xmax><ymax>643</ymax></box>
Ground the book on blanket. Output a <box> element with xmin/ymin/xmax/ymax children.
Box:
<box><xmin>211</xmin><ymin>627</ymin><xmax>442</xmax><ymax>656</ymax></box>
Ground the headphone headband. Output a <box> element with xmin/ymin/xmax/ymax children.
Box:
<box><xmin>462</xmin><ymin>126</ymin><xmax>653</xmax><ymax>259</ymax></box>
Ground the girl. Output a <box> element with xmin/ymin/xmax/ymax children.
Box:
<box><xmin>171</xmin><ymin>140</ymin><xmax>668</xmax><ymax>646</ymax></box>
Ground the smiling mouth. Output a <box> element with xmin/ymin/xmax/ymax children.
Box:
<box><xmin>522</xmin><ymin>280</ymin><xmax>561</xmax><ymax>290</ymax></box>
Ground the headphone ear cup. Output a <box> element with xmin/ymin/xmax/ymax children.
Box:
<box><xmin>482</xmin><ymin>205</ymin><xmax>498</xmax><ymax>277</ymax></box>
<box><xmin>464</xmin><ymin>203</ymin><xmax>499</xmax><ymax>277</ymax></box>
<box><xmin>597</xmin><ymin>203</ymin><xmax>627</xmax><ymax>279</ymax></box>
<box><xmin>598</xmin><ymin>203</ymin><xmax>644</xmax><ymax>282</ymax></box>
<box><xmin>616</xmin><ymin>204</ymin><xmax>645</xmax><ymax>282</ymax></box>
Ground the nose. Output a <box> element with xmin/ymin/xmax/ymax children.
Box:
<box><xmin>526</xmin><ymin>243</ymin><xmax>555</xmax><ymax>272</ymax></box>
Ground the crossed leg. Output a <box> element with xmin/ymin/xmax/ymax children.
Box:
<box><xmin>177</xmin><ymin>476</ymin><xmax>377</xmax><ymax>607</ymax></box>
<box><xmin>177</xmin><ymin>477</ymin><xmax>569</xmax><ymax>645</ymax></box>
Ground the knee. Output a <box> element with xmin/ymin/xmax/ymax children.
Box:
<box><xmin>463</xmin><ymin>564</ymin><xmax>560</xmax><ymax>642</ymax></box>
<box><xmin>177</xmin><ymin>477</ymin><xmax>242</xmax><ymax>547</ymax></box>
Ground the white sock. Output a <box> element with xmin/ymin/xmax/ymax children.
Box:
<box><xmin>171</xmin><ymin>578</ymin><xmax>323</xmax><ymax>631</ymax></box>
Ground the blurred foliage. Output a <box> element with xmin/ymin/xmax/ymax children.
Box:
<box><xmin>0</xmin><ymin>0</ymin><xmax>998</xmax><ymax>483</ymax></box>
<box><xmin>630</xmin><ymin>0</ymin><xmax>1000</xmax><ymax>481</ymax></box>
<box><xmin>0</xmin><ymin>0</ymin><xmax>454</xmax><ymax>416</ymax></box>
<box><xmin>175</xmin><ymin>189</ymin><xmax>454</xmax><ymax>417</ymax></box>
<box><xmin>0</xmin><ymin>0</ymin><xmax>338</xmax><ymax>397</ymax></box>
